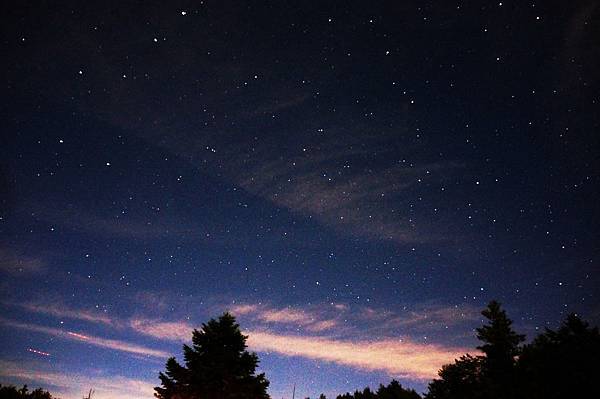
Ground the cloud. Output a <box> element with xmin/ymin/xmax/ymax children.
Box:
<box><xmin>229</xmin><ymin>304</ymin><xmax>259</xmax><ymax>315</ymax></box>
<box><xmin>28</xmin><ymin>204</ymin><xmax>198</xmax><ymax>241</ymax></box>
<box><xmin>229</xmin><ymin>301</ymin><xmax>479</xmax><ymax>337</ymax></box>
<box><xmin>0</xmin><ymin>248</ymin><xmax>45</xmax><ymax>275</ymax></box>
<box><xmin>10</xmin><ymin>298</ymin><xmax>478</xmax><ymax>379</ymax></box>
<box><xmin>129</xmin><ymin>318</ymin><xmax>191</xmax><ymax>342</ymax></box>
<box><xmin>8</xmin><ymin>11</ymin><xmax>471</xmax><ymax>246</ymax></box>
<box><xmin>0</xmin><ymin>360</ymin><xmax>155</xmax><ymax>399</ymax></box>
<box><xmin>11</xmin><ymin>302</ymin><xmax>118</xmax><ymax>327</ymax></box>
<box><xmin>0</xmin><ymin>317</ymin><xmax>169</xmax><ymax>359</ymax></box>
<box><xmin>358</xmin><ymin>303</ymin><xmax>481</xmax><ymax>332</ymax></box>
<box><xmin>246</xmin><ymin>330</ymin><xmax>466</xmax><ymax>380</ymax></box>
<box><xmin>128</xmin><ymin>316</ymin><xmax>466</xmax><ymax>380</ymax></box>
<box><xmin>230</xmin><ymin>303</ymin><xmax>340</xmax><ymax>333</ymax></box>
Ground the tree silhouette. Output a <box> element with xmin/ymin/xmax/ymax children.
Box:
<box><xmin>375</xmin><ymin>380</ymin><xmax>420</xmax><ymax>399</ymax></box>
<box><xmin>517</xmin><ymin>314</ymin><xmax>600</xmax><ymax>399</ymax></box>
<box><xmin>0</xmin><ymin>384</ymin><xmax>54</xmax><ymax>399</ymax></box>
<box><xmin>425</xmin><ymin>355</ymin><xmax>483</xmax><ymax>399</ymax></box>
<box><xmin>154</xmin><ymin>312</ymin><xmax>270</xmax><ymax>399</ymax></box>
<box><xmin>426</xmin><ymin>301</ymin><xmax>524</xmax><ymax>399</ymax></box>
<box><xmin>426</xmin><ymin>302</ymin><xmax>600</xmax><ymax>399</ymax></box>
<box><xmin>476</xmin><ymin>301</ymin><xmax>524</xmax><ymax>398</ymax></box>
<box><xmin>336</xmin><ymin>381</ymin><xmax>420</xmax><ymax>399</ymax></box>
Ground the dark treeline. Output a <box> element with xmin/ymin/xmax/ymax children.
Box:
<box><xmin>153</xmin><ymin>302</ymin><xmax>600</xmax><ymax>399</ymax></box>
<box><xmin>304</xmin><ymin>380</ymin><xmax>420</xmax><ymax>399</ymax></box>
<box><xmin>425</xmin><ymin>301</ymin><xmax>600</xmax><ymax>399</ymax></box>
<box><xmin>2</xmin><ymin>301</ymin><xmax>599</xmax><ymax>399</ymax></box>
<box><xmin>326</xmin><ymin>301</ymin><xmax>600</xmax><ymax>399</ymax></box>
<box><xmin>0</xmin><ymin>385</ymin><xmax>54</xmax><ymax>399</ymax></box>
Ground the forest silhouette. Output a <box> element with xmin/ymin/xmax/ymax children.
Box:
<box><xmin>1</xmin><ymin>301</ymin><xmax>599</xmax><ymax>399</ymax></box>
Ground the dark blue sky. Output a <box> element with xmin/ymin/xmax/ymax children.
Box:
<box><xmin>1</xmin><ymin>1</ymin><xmax>599</xmax><ymax>398</ymax></box>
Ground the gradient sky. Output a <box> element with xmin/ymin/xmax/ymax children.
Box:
<box><xmin>1</xmin><ymin>1</ymin><xmax>599</xmax><ymax>398</ymax></box>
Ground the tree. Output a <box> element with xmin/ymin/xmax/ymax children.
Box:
<box><xmin>476</xmin><ymin>301</ymin><xmax>525</xmax><ymax>379</ymax></box>
<box><xmin>475</xmin><ymin>301</ymin><xmax>524</xmax><ymax>399</ymax></box>
<box><xmin>425</xmin><ymin>355</ymin><xmax>483</xmax><ymax>399</ymax></box>
<box><xmin>154</xmin><ymin>312</ymin><xmax>270</xmax><ymax>399</ymax></box>
<box><xmin>425</xmin><ymin>302</ymin><xmax>600</xmax><ymax>399</ymax></box>
<box><xmin>0</xmin><ymin>384</ymin><xmax>55</xmax><ymax>399</ymax></box>
<box><xmin>426</xmin><ymin>301</ymin><xmax>524</xmax><ymax>399</ymax></box>
<box><xmin>516</xmin><ymin>314</ymin><xmax>600</xmax><ymax>399</ymax></box>
<box><xmin>376</xmin><ymin>380</ymin><xmax>420</xmax><ymax>399</ymax></box>
<box><xmin>336</xmin><ymin>381</ymin><xmax>420</xmax><ymax>399</ymax></box>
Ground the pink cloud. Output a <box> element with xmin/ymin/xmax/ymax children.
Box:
<box><xmin>128</xmin><ymin>318</ymin><xmax>467</xmax><ymax>380</ymax></box>
<box><xmin>0</xmin><ymin>317</ymin><xmax>169</xmax><ymax>359</ymax></box>
<box><xmin>246</xmin><ymin>330</ymin><xmax>468</xmax><ymax>380</ymax></box>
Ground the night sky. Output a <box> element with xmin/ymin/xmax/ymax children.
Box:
<box><xmin>1</xmin><ymin>1</ymin><xmax>599</xmax><ymax>398</ymax></box>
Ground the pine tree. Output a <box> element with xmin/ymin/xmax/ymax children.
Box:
<box><xmin>425</xmin><ymin>355</ymin><xmax>483</xmax><ymax>399</ymax></box>
<box><xmin>517</xmin><ymin>314</ymin><xmax>600</xmax><ymax>399</ymax></box>
<box><xmin>476</xmin><ymin>301</ymin><xmax>524</xmax><ymax>398</ymax></box>
<box><xmin>154</xmin><ymin>312</ymin><xmax>270</xmax><ymax>399</ymax></box>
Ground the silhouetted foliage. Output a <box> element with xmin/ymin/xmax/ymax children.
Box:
<box><xmin>427</xmin><ymin>301</ymin><xmax>524</xmax><ymax>399</ymax></box>
<box><xmin>426</xmin><ymin>301</ymin><xmax>600</xmax><ymax>399</ymax></box>
<box><xmin>336</xmin><ymin>380</ymin><xmax>420</xmax><ymax>399</ymax></box>
<box><xmin>0</xmin><ymin>384</ymin><xmax>55</xmax><ymax>399</ymax></box>
<box><xmin>376</xmin><ymin>380</ymin><xmax>420</xmax><ymax>399</ymax></box>
<box><xmin>516</xmin><ymin>314</ymin><xmax>600</xmax><ymax>399</ymax></box>
<box><xmin>475</xmin><ymin>300</ymin><xmax>525</xmax><ymax>398</ymax></box>
<box><xmin>425</xmin><ymin>355</ymin><xmax>483</xmax><ymax>399</ymax></box>
<box><xmin>154</xmin><ymin>312</ymin><xmax>270</xmax><ymax>399</ymax></box>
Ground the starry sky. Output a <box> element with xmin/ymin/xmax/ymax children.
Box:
<box><xmin>1</xmin><ymin>1</ymin><xmax>599</xmax><ymax>398</ymax></box>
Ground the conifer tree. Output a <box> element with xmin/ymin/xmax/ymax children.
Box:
<box><xmin>155</xmin><ymin>312</ymin><xmax>270</xmax><ymax>399</ymax></box>
<box><xmin>476</xmin><ymin>301</ymin><xmax>525</xmax><ymax>377</ymax></box>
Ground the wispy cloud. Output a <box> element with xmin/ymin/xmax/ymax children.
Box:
<box><xmin>0</xmin><ymin>317</ymin><xmax>169</xmax><ymax>359</ymax></box>
<box><xmin>229</xmin><ymin>301</ymin><xmax>479</xmax><ymax>337</ymax></box>
<box><xmin>9</xmin><ymin>298</ymin><xmax>477</xmax><ymax>379</ymax></box>
<box><xmin>28</xmin><ymin>204</ymin><xmax>198</xmax><ymax>241</ymax></box>
<box><xmin>128</xmin><ymin>317</ymin><xmax>467</xmax><ymax>380</ymax></box>
<box><xmin>0</xmin><ymin>248</ymin><xmax>45</xmax><ymax>275</ymax></box>
<box><xmin>232</xmin><ymin>150</ymin><xmax>459</xmax><ymax>244</ymax></box>
<box><xmin>0</xmin><ymin>360</ymin><xmax>155</xmax><ymax>399</ymax></box>
<box><xmin>128</xmin><ymin>300</ymin><xmax>476</xmax><ymax>380</ymax></box>
<box><xmin>12</xmin><ymin>302</ymin><xmax>118</xmax><ymax>327</ymax></box>
<box><xmin>20</xmin><ymin>23</ymin><xmax>468</xmax><ymax>246</ymax></box>
<box><xmin>230</xmin><ymin>303</ymin><xmax>340</xmax><ymax>333</ymax></box>
<box><xmin>357</xmin><ymin>303</ymin><xmax>481</xmax><ymax>332</ymax></box>
<box><xmin>129</xmin><ymin>318</ymin><xmax>191</xmax><ymax>342</ymax></box>
<box><xmin>246</xmin><ymin>330</ymin><xmax>466</xmax><ymax>380</ymax></box>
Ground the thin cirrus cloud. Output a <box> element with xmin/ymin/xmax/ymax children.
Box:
<box><xmin>0</xmin><ymin>317</ymin><xmax>169</xmax><ymax>359</ymax></box>
<box><xmin>129</xmin><ymin>301</ymin><xmax>474</xmax><ymax>380</ymax></box>
<box><xmin>152</xmin><ymin>132</ymin><xmax>460</xmax><ymax>244</ymax></box>
<box><xmin>230</xmin><ymin>303</ymin><xmax>340</xmax><ymax>333</ymax></box>
<box><xmin>0</xmin><ymin>247</ymin><xmax>45</xmax><ymax>275</ymax></box>
<box><xmin>12</xmin><ymin>302</ymin><xmax>118</xmax><ymax>327</ymax></box>
<box><xmin>356</xmin><ymin>303</ymin><xmax>482</xmax><ymax>333</ymax></box>
<box><xmin>128</xmin><ymin>317</ymin><xmax>467</xmax><ymax>380</ymax></box>
<box><xmin>229</xmin><ymin>301</ymin><xmax>480</xmax><ymax>337</ymax></box>
<box><xmin>27</xmin><ymin>203</ymin><xmax>198</xmax><ymax>241</ymax></box>
<box><xmin>0</xmin><ymin>360</ymin><xmax>155</xmax><ymax>399</ymax></box>
<box><xmin>247</xmin><ymin>330</ymin><xmax>466</xmax><ymax>380</ymax></box>
<box><xmin>57</xmin><ymin>43</ymin><xmax>463</xmax><ymax>245</ymax></box>
<box><xmin>7</xmin><ymin>299</ymin><xmax>476</xmax><ymax>379</ymax></box>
